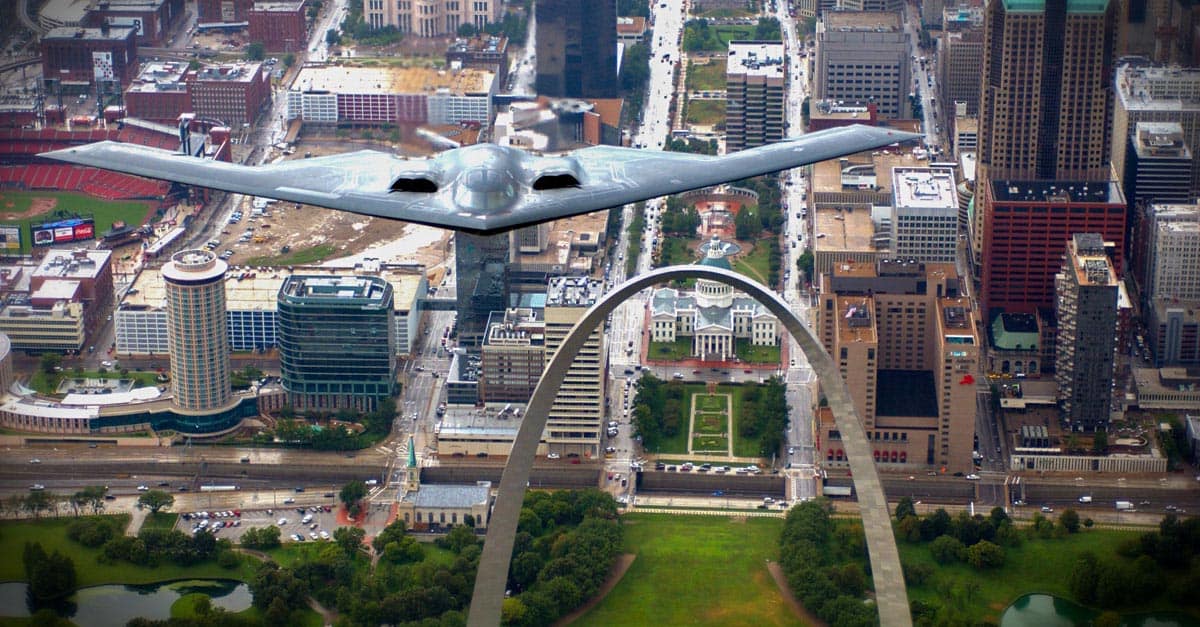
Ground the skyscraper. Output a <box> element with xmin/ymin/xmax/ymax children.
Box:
<box><xmin>977</xmin><ymin>0</ymin><xmax>1118</xmax><ymax>182</ymax></box>
<box><xmin>535</xmin><ymin>0</ymin><xmax>618</xmax><ymax>98</ymax></box>
<box><xmin>277</xmin><ymin>275</ymin><xmax>396</xmax><ymax>411</ymax></box>
<box><xmin>162</xmin><ymin>250</ymin><xmax>231</xmax><ymax>412</ymax></box>
<box><xmin>814</xmin><ymin>12</ymin><xmax>911</xmax><ymax>121</ymax></box>
<box><xmin>543</xmin><ymin>276</ymin><xmax>605</xmax><ymax>457</ymax></box>
<box><xmin>1055</xmin><ymin>233</ymin><xmax>1119</xmax><ymax>432</ymax></box>
<box><xmin>455</xmin><ymin>233</ymin><xmax>512</xmax><ymax>348</ymax></box>
<box><xmin>726</xmin><ymin>40</ymin><xmax>787</xmax><ymax>152</ymax></box>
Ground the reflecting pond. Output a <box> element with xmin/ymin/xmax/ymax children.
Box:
<box><xmin>1001</xmin><ymin>593</ymin><xmax>1200</xmax><ymax>627</ymax></box>
<box><xmin>0</xmin><ymin>579</ymin><xmax>251</xmax><ymax>625</ymax></box>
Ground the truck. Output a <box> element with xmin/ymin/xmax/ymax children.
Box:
<box><xmin>200</xmin><ymin>485</ymin><xmax>239</xmax><ymax>492</ymax></box>
<box><xmin>1115</xmin><ymin>500</ymin><xmax>1134</xmax><ymax>511</ymax></box>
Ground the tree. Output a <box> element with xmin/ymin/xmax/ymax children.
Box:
<box><xmin>1060</xmin><ymin>509</ymin><xmax>1081</xmax><ymax>533</ymax></box>
<box><xmin>24</xmin><ymin>543</ymin><xmax>77</xmax><ymax>601</ymax></box>
<box><xmin>40</xmin><ymin>353</ymin><xmax>61</xmax><ymax>375</ymax></box>
<box><xmin>326</xmin><ymin>28</ymin><xmax>341</xmax><ymax>46</ymax></box>
<box><xmin>137</xmin><ymin>490</ymin><xmax>174</xmax><ymax>513</ymax></box>
<box><xmin>246</xmin><ymin>42</ymin><xmax>265</xmax><ymax>61</ymax></box>
<box><xmin>1092</xmin><ymin>430</ymin><xmax>1109</xmax><ymax>454</ymax></box>
<box><xmin>894</xmin><ymin>496</ymin><xmax>917</xmax><ymax>521</ymax></box>
<box><xmin>282</xmin><ymin>53</ymin><xmax>295</xmax><ymax>68</ymax></box>
<box><xmin>965</xmin><ymin>540</ymin><xmax>1005</xmax><ymax>569</ymax></box>
<box><xmin>795</xmin><ymin>249</ymin><xmax>814</xmax><ymax>283</ymax></box>
<box><xmin>339</xmin><ymin>480</ymin><xmax>368</xmax><ymax>518</ymax></box>
<box><xmin>457</xmin><ymin>23</ymin><xmax>477</xmax><ymax>37</ymax></box>
<box><xmin>929</xmin><ymin>535</ymin><xmax>965</xmax><ymax>564</ymax></box>
<box><xmin>333</xmin><ymin>526</ymin><xmax>366</xmax><ymax>555</ymax></box>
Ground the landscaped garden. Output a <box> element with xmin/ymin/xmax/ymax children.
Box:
<box><xmin>685</xmin><ymin>99</ymin><xmax>727</xmax><ymax>126</ymax></box>
<box><xmin>686</xmin><ymin>58</ymin><xmax>728</xmax><ymax>91</ymax></box>
<box><xmin>631</xmin><ymin>377</ymin><xmax>788</xmax><ymax>458</ymax></box>
<box><xmin>647</xmin><ymin>338</ymin><xmax>694</xmax><ymax>361</ymax></box>
<box><xmin>734</xmin><ymin>338</ymin><xmax>781</xmax><ymax>364</ymax></box>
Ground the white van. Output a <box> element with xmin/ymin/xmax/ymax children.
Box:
<box><xmin>301</xmin><ymin>514</ymin><xmax>313</xmax><ymax>524</ymax></box>
<box><xmin>1078</xmin><ymin>496</ymin><xmax>1093</xmax><ymax>504</ymax></box>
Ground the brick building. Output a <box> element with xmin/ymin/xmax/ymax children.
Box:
<box><xmin>198</xmin><ymin>0</ymin><xmax>255</xmax><ymax>22</ymax></box>
<box><xmin>189</xmin><ymin>62</ymin><xmax>270</xmax><ymax>126</ymax></box>
<box><xmin>84</xmin><ymin>0</ymin><xmax>185</xmax><ymax>46</ymax></box>
<box><xmin>41</xmin><ymin>25</ymin><xmax>139</xmax><ymax>89</ymax></box>
<box><xmin>248</xmin><ymin>1</ymin><xmax>307</xmax><ymax>53</ymax></box>
<box><xmin>124</xmin><ymin>61</ymin><xmax>193</xmax><ymax>123</ymax></box>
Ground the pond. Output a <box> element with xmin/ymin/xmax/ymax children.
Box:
<box><xmin>0</xmin><ymin>579</ymin><xmax>252</xmax><ymax>625</ymax></box>
<box><xmin>1001</xmin><ymin>593</ymin><xmax>1200</xmax><ymax>627</ymax></box>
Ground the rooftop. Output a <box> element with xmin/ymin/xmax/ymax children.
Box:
<box><xmin>279</xmin><ymin>274</ymin><xmax>390</xmax><ymax>305</ymax></box>
<box><xmin>824</xmin><ymin>10</ymin><xmax>902</xmax><ymax>30</ymax></box>
<box><xmin>892</xmin><ymin>167</ymin><xmax>957</xmax><ymax>209</ymax></box>
<box><xmin>45</xmin><ymin>25</ymin><xmax>136</xmax><ymax>41</ymax></box>
<box><xmin>546</xmin><ymin>275</ymin><xmax>601</xmax><ymax>307</ymax></box>
<box><xmin>1067</xmin><ymin>234</ymin><xmax>1118</xmax><ymax>287</ymax></box>
<box><xmin>1133</xmin><ymin>122</ymin><xmax>1191</xmax><ymax>158</ymax></box>
<box><xmin>447</xmin><ymin>35</ymin><xmax>508</xmax><ymax>55</ymax></box>
<box><xmin>401</xmin><ymin>482</ymin><xmax>491</xmax><ymax>509</ymax></box>
<box><xmin>1001</xmin><ymin>0</ymin><xmax>1110</xmax><ymax>13</ymax></box>
<box><xmin>727</xmin><ymin>41</ymin><xmax>786</xmax><ymax>79</ymax></box>
<box><xmin>249</xmin><ymin>1</ymin><xmax>306</xmax><ymax>11</ymax></box>
<box><xmin>33</xmin><ymin>249</ymin><xmax>111</xmax><ymax>281</ymax></box>
<box><xmin>813</xmin><ymin>205</ymin><xmax>877</xmax><ymax>252</ymax></box>
<box><xmin>128</xmin><ymin>61</ymin><xmax>190</xmax><ymax>93</ymax></box>
<box><xmin>990</xmin><ymin>179</ymin><xmax>1120</xmax><ymax>204</ymax></box>
<box><xmin>292</xmin><ymin>64</ymin><xmax>494</xmax><ymax>96</ymax></box>
<box><xmin>836</xmin><ymin>296</ymin><xmax>876</xmax><ymax>343</ymax></box>
<box><xmin>193</xmin><ymin>62</ymin><xmax>263</xmax><ymax>84</ymax></box>
<box><xmin>1115</xmin><ymin>64</ymin><xmax>1200</xmax><ymax>111</ymax></box>
<box><xmin>31</xmin><ymin>279</ymin><xmax>80</xmax><ymax>302</ymax></box>
<box><xmin>990</xmin><ymin>313</ymin><xmax>1040</xmax><ymax>351</ymax></box>
<box><xmin>438</xmin><ymin>403</ymin><xmax>524</xmax><ymax>438</ymax></box>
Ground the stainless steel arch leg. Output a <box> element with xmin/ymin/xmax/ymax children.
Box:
<box><xmin>467</xmin><ymin>265</ymin><xmax>910</xmax><ymax>627</ymax></box>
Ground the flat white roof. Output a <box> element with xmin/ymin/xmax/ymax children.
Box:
<box><xmin>892</xmin><ymin>167</ymin><xmax>957</xmax><ymax>210</ymax></box>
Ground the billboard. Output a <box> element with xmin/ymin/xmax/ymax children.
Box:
<box><xmin>92</xmin><ymin>51</ymin><xmax>114</xmax><ymax>82</ymax></box>
<box><xmin>31</xmin><ymin>217</ymin><xmax>96</xmax><ymax>247</ymax></box>
<box><xmin>0</xmin><ymin>224</ymin><xmax>20</xmax><ymax>251</ymax></box>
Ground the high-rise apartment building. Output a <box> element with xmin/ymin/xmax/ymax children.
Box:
<box><xmin>455</xmin><ymin>233</ymin><xmax>512</xmax><ymax>348</ymax></box>
<box><xmin>817</xmin><ymin>259</ymin><xmax>978</xmax><ymax>473</ymax></box>
<box><xmin>364</xmin><ymin>0</ymin><xmax>501</xmax><ymax>36</ymax></box>
<box><xmin>1139</xmin><ymin>201</ymin><xmax>1200</xmax><ymax>302</ymax></box>
<box><xmin>1123</xmin><ymin>122</ymin><xmax>1194</xmax><ymax>211</ymax></box>
<box><xmin>981</xmin><ymin>180</ymin><xmax>1126</xmax><ymax>316</ymax></box>
<box><xmin>162</xmin><ymin>250</ymin><xmax>232</xmax><ymax>412</ymax></box>
<box><xmin>890</xmin><ymin>167</ymin><xmax>960</xmax><ymax>263</ymax></box>
<box><xmin>1113</xmin><ymin>64</ymin><xmax>1200</xmax><ymax>199</ymax></box>
<box><xmin>725</xmin><ymin>41</ymin><xmax>786</xmax><ymax>152</ymax></box>
<box><xmin>535</xmin><ymin>0</ymin><xmax>618</xmax><ymax>98</ymax></box>
<box><xmin>277</xmin><ymin>275</ymin><xmax>396</xmax><ymax>411</ymax></box>
<box><xmin>542</xmin><ymin>276</ymin><xmax>604</xmax><ymax>457</ymax></box>
<box><xmin>815</xmin><ymin>12</ymin><xmax>911</xmax><ymax>120</ymax></box>
<box><xmin>1055</xmin><ymin>233</ymin><xmax>1119</xmax><ymax>432</ymax></box>
<box><xmin>977</xmin><ymin>0</ymin><xmax>1118</xmax><ymax>182</ymax></box>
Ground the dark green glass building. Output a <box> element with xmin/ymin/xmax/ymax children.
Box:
<box><xmin>277</xmin><ymin>275</ymin><xmax>396</xmax><ymax>411</ymax></box>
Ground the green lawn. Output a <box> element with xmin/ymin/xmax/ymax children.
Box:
<box><xmin>29</xmin><ymin>370</ymin><xmax>162</xmax><ymax>396</ymax></box>
<box><xmin>898</xmin><ymin>528</ymin><xmax>1196</xmax><ymax>624</ymax></box>
<box><xmin>694</xmin><ymin>8</ymin><xmax>755</xmax><ymax>18</ymax></box>
<box><xmin>733</xmin><ymin>241</ymin><xmax>771</xmax><ymax>284</ymax></box>
<box><xmin>658</xmin><ymin>236</ymin><xmax>694</xmax><ymax>267</ymax></box>
<box><xmin>0</xmin><ymin>190</ymin><xmax>155</xmax><ymax>254</ymax></box>
<box><xmin>244</xmin><ymin>243</ymin><xmax>338</xmax><ymax>267</ymax></box>
<box><xmin>686</xmin><ymin>99</ymin><xmax>727</xmax><ymax>126</ymax></box>
<box><xmin>693</xmin><ymin>434</ymin><xmax>728</xmax><ymax>452</ymax></box>
<box><xmin>0</xmin><ymin>516</ymin><xmax>257</xmax><ymax>586</ymax></box>
<box><xmin>686</xmin><ymin>59</ymin><xmax>728</xmax><ymax>91</ymax></box>
<box><xmin>734</xmin><ymin>339</ymin><xmax>781</xmax><ymax>365</ymax></box>
<box><xmin>694</xmin><ymin>413</ymin><xmax>727</xmax><ymax>434</ymax></box>
<box><xmin>575</xmin><ymin>514</ymin><xmax>797</xmax><ymax>627</ymax></box>
<box><xmin>714</xmin><ymin>25</ymin><xmax>757</xmax><ymax>46</ymax></box>
<box><xmin>648</xmin><ymin>338</ymin><xmax>694</xmax><ymax>361</ymax></box>
<box><xmin>696</xmin><ymin>394</ymin><xmax>727</xmax><ymax>412</ymax></box>
<box><xmin>141</xmin><ymin>512</ymin><xmax>179</xmax><ymax>531</ymax></box>
<box><xmin>626</xmin><ymin>210</ymin><xmax>644</xmax><ymax>277</ymax></box>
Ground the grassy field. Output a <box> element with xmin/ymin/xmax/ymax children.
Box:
<box><xmin>0</xmin><ymin>191</ymin><xmax>155</xmax><ymax>254</ymax></box>
<box><xmin>244</xmin><ymin>243</ymin><xmax>337</xmax><ymax>267</ymax></box>
<box><xmin>658</xmin><ymin>236</ymin><xmax>694</xmax><ymax>267</ymax></box>
<box><xmin>0</xmin><ymin>516</ymin><xmax>257</xmax><ymax>586</ymax></box>
<box><xmin>575</xmin><ymin>514</ymin><xmax>797</xmax><ymax>627</ymax></box>
<box><xmin>734</xmin><ymin>338</ymin><xmax>781</xmax><ymax>365</ymax></box>
<box><xmin>686</xmin><ymin>99</ymin><xmax>727</xmax><ymax>126</ymax></box>
<box><xmin>686</xmin><ymin>59</ymin><xmax>728</xmax><ymax>91</ymax></box>
<box><xmin>141</xmin><ymin>512</ymin><xmax>179</xmax><ymax>531</ymax></box>
<box><xmin>899</xmin><ymin>528</ymin><xmax>1195</xmax><ymax>624</ymax></box>
<box><xmin>648</xmin><ymin>338</ymin><xmax>693</xmax><ymax>361</ymax></box>
<box><xmin>693</xmin><ymin>434</ymin><xmax>728</xmax><ymax>452</ymax></box>
<box><xmin>733</xmin><ymin>240</ymin><xmax>771</xmax><ymax>284</ymax></box>
<box><xmin>694</xmin><ymin>8</ymin><xmax>755</xmax><ymax>18</ymax></box>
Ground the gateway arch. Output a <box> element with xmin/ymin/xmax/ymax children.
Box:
<box><xmin>467</xmin><ymin>265</ymin><xmax>910</xmax><ymax>627</ymax></box>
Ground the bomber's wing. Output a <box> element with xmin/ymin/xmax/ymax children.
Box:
<box><xmin>39</xmin><ymin>142</ymin><xmax>494</xmax><ymax>233</ymax></box>
<box><xmin>482</xmin><ymin>124</ymin><xmax>921</xmax><ymax>233</ymax></box>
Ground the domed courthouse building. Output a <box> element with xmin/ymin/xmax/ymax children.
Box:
<box><xmin>649</xmin><ymin>237</ymin><xmax>780</xmax><ymax>361</ymax></box>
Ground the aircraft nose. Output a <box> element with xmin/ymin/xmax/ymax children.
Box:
<box><xmin>464</xmin><ymin>168</ymin><xmax>508</xmax><ymax>193</ymax></box>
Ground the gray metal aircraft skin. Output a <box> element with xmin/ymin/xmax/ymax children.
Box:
<box><xmin>42</xmin><ymin>124</ymin><xmax>920</xmax><ymax>235</ymax></box>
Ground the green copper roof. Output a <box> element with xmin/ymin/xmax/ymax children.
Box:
<box><xmin>1002</xmin><ymin>0</ymin><xmax>1109</xmax><ymax>13</ymax></box>
<box><xmin>407</xmin><ymin>435</ymin><xmax>417</xmax><ymax>468</ymax></box>
<box><xmin>990</xmin><ymin>315</ymin><xmax>1040</xmax><ymax>351</ymax></box>
<box><xmin>699</xmin><ymin>254</ymin><xmax>732</xmax><ymax>270</ymax></box>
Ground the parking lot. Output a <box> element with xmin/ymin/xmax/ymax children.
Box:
<box><xmin>177</xmin><ymin>503</ymin><xmax>341</xmax><ymax>544</ymax></box>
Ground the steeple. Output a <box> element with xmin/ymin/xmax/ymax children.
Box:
<box><xmin>405</xmin><ymin>435</ymin><xmax>420</xmax><ymax>493</ymax></box>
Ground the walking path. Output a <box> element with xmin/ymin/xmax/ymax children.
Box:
<box><xmin>125</xmin><ymin>506</ymin><xmax>148</xmax><ymax>536</ymax></box>
<box><xmin>686</xmin><ymin>392</ymin><xmax>734</xmax><ymax>456</ymax></box>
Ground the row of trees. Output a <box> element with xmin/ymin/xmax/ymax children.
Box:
<box><xmin>779</xmin><ymin>499</ymin><xmax>876</xmax><ymax>627</ymax></box>
<box><xmin>1068</xmin><ymin>514</ymin><xmax>1200</xmax><ymax>609</ymax></box>
<box><xmin>620</xmin><ymin>42</ymin><xmax>651</xmax><ymax>127</ymax></box>
<box><xmin>738</xmin><ymin>376</ymin><xmax>789</xmax><ymax>456</ymax></box>
<box><xmin>254</xmin><ymin>398</ymin><xmax>396</xmax><ymax>450</ymax></box>
<box><xmin>629</xmin><ymin>373</ymin><xmax>687</xmax><ymax>450</ymax></box>
<box><xmin>665</xmin><ymin>136</ymin><xmax>718</xmax><ymax>154</ymax></box>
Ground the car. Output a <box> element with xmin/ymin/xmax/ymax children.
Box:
<box><xmin>320</xmin><ymin>530</ymin><xmax>330</xmax><ymax>540</ymax></box>
<box><xmin>100</xmin><ymin>360</ymin><xmax>114</xmax><ymax>368</ymax></box>
<box><xmin>137</xmin><ymin>485</ymin><xmax>149</xmax><ymax>491</ymax></box>
<box><xmin>965</xmin><ymin>474</ymin><xmax>980</xmax><ymax>480</ymax></box>
<box><xmin>547</xmin><ymin>452</ymin><xmax>560</xmax><ymax>459</ymax></box>
<box><xmin>29</xmin><ymin>458</ymin><xmax>40</xmax><ymax>464</ymax></box>
<box><xmin>283</xmin><ymin>497</ymin><xmax>295</xmax><ymax>504</ymax></box>
<box><xmin>605</xmin><ymin>446</ymin><xmax>617</xmax><ymax>454</ymax></box>
<box><xmin>278</xmin><ymin>518</ymin><xmax>289</xmax><ymax>525</ymax></box>
<box><xmin>30</xmin><ymin>484</ymin><xmax>45</xmax><ymax>491</ymax></box>
<box><xmin>1041</xmin><ymin>506</ymin><xmax>1054</xmax><ymax>513</ymax></box>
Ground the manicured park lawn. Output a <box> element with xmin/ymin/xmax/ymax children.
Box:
<box><xmin>734</xmin><ymin>338</ymin><xmax>781</xmax><ymax>365</ymax></box>
<box><xmin>899</xmin><ymin>527</ymin><xmax>1196</xmax><ymax>624</ymax></box>
<box><xmin>686</xmin><ymin>59</ymin><xmax>728</xmax><ymax>91</ymax></box>
<box><xmin>0</xmin><ymin>190</ymin><xmax>155</xmax><ymax>254</ymax></box>
<box><xmin>648</xmin><ymin>338</ymin><xmax>693</xmax><ymax>361</ymax></box>
<box><xmin>733</xmin><ymin>240</ymin><xmax>771</xmax><ymax>284</ymax></box>
<box><xmin>0</xmin><ymin>516</ymin><xmax>257</xmax><ymax>586</ymax></box>
<box><xmin>575</xmin><ymin>514</ymin><xmax>797</xmax><ymax>627</ymax></box>
<box><xmin>686</xmin><ymin>99</ymin><xmax>726</xmax><ymax>126</ymax></box>
<box><xmin>141</xmin><ymin>512</ymin><xmax>179</xmax><ymax>531</ymax></box>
